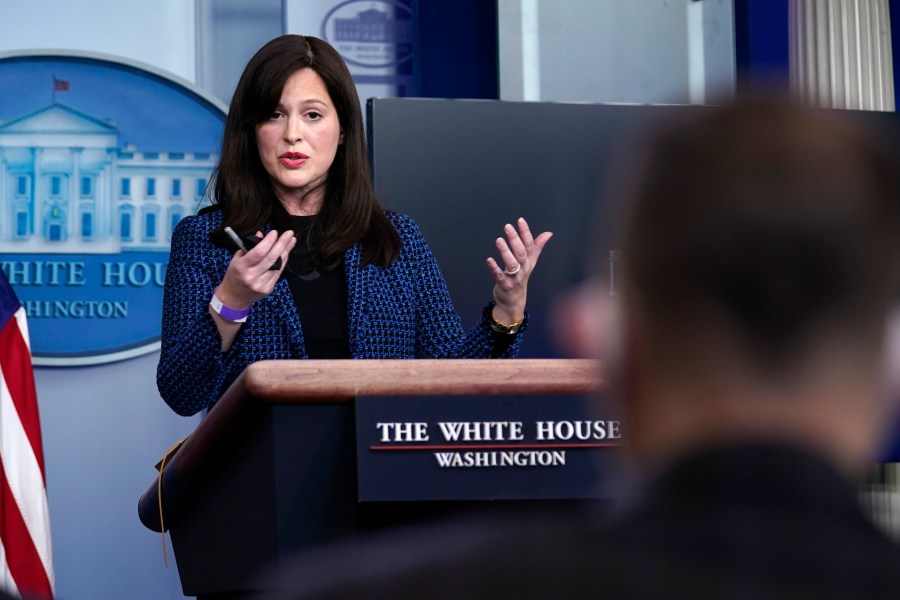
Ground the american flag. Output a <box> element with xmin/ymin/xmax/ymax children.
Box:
<box><xmin>0</xmin><ymin>272</ymin><xmax>53</xmax><ymax>598</ymax></box>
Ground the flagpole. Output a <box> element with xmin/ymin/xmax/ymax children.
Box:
<box><xmin>52</xmin><ymin>75</ymin><xmax>56</xmax><ymax>103</ymax></box>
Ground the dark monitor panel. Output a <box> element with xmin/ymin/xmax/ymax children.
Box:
<box><xmin>368</xmin><ymin>98</ymin><xmax>696</xmax><ymax>358</ymax></box>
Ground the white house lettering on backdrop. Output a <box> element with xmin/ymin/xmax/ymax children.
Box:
<box><xmin>0</xmin><ymin>258</ymin><xmax>168</xmax><ymax>319</ymax></box>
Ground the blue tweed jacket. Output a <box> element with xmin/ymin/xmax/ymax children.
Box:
<box><xmin>157</xmin><ymin>209</ymin><xmax>526</xmax><ymax>416</ymax></box>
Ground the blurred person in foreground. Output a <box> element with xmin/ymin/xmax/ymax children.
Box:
<box><xmin>263</xmin><ymin>97</ymin><xmax>900</xmax><ymax>599</ymax></box>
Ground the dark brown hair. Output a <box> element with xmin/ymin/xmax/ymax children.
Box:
<box><xmin>621</xmin><ymin>98</ymin><xmax>900</xmax><ymax>370</ymax></box>
<box><xmin>209</xmin><ymin>35</ymin><xmax>400</xmax><ymax>267</ymax></box>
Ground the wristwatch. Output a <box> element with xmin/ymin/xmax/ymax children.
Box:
<box><xmin>209</xmin><ymin>293</ymin><xmax>250</xmax><ymax>323</ymax></box>
<box><xmin>488</xmin><ymin>312</ymin><xmax>524</xmax><ymax>335</ymax></box>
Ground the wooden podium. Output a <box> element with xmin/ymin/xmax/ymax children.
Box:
<box><xmin>139</xmin><ymin>359</ymin><xmax>602</xmax><ymax>596</ymax></box>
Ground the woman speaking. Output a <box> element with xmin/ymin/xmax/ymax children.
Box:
<box><xmin>157</xmin><ymin>35</ymin><xmax>551</xmax><ymax>416</ymax></box>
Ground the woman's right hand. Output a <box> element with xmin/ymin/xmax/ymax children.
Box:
<box><xmin>210</xmin><ymin>229</ymin><xmax>296</xmax><ymax>350</ymax></box>
<box><xmin>215</xmin><ymin>229</ymin><xmax>296</xmax><ymax>308</ymax></box>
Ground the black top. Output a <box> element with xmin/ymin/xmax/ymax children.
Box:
<box><xmin>282</xmin><ymin>215</ymin><xmax>516</xmax><ymax>360</ymax></box>
<box><xmin>283</xmin><ymin>216</ymin><xmax>350</xmax><ymax>359</ymax></box>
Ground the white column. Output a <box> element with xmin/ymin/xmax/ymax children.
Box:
<box><xmin>97</xmin><ymin>160</ymin><xmax>108</xmax><ymax>241</ymax></box>
<box><xmin>790</xmin><ymin>0</ymin><xmax>894</xmax><ymax>111</ymax></box>
<box><xmin>107</xmin><ymin>148</ymin><xmax>117</xmax><ymax>242</ymax></box>
<box><xmin>32</xmin><ymin>147</ymin><xmax>42</xmax><ymax>238</ymax></box>
<box><xmin>71</xmin><ymin>148</ymin><xmax>82</xmax><ymax>241</ymax></box>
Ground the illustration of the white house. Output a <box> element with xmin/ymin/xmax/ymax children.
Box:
<box><xmin>0</xmin><ymin>102</ymin><xmax>216</xmax><ymax>254</ymax></box>
<box><xmin>334</xmin><ymin>7</ymin><xmax>412</xmax><ymax>44</ymax></box>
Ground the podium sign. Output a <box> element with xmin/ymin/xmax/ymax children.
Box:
<box><xmin>356</xmin><ymin>394</ymin><xmax>622</xmax><ymax>502</ymax></box>
<box><xmin>139</xmin><ymin>359</ymin><xmax>605</xmax><ymax>596</ymax></box>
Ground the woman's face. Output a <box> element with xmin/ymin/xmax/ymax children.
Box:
<box><xmin>255</xmin><ymin>68</ymin><xmax>343</xmax><ymax>214</ymax></box>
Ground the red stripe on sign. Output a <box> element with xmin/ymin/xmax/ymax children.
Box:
<box><xmin>371</xmin><ymin>443</ymin><xmax>623</xmax><ymax>451</ymax></box>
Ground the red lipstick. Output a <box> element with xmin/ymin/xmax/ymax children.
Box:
<box><xmin>278</xmin><ymin>152</ymin><xmax>308</xmax><ymax>168</ymax></box>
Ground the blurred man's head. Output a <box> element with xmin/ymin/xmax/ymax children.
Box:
<box><xmin>613</xmin><ymin>98</ymin><xmax>900</xmax><ymax>476</ymax></box>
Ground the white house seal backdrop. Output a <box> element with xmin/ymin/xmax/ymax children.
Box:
<box><xmin>0</xmin><ymin>52</ymin><xmax>226</xmax><ymax>366</ymax></box>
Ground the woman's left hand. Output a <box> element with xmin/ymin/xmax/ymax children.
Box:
<box><xmin>486</xmin><ymin>217</ymin><xmax>553</xmax><ymax>325</ymax></box>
